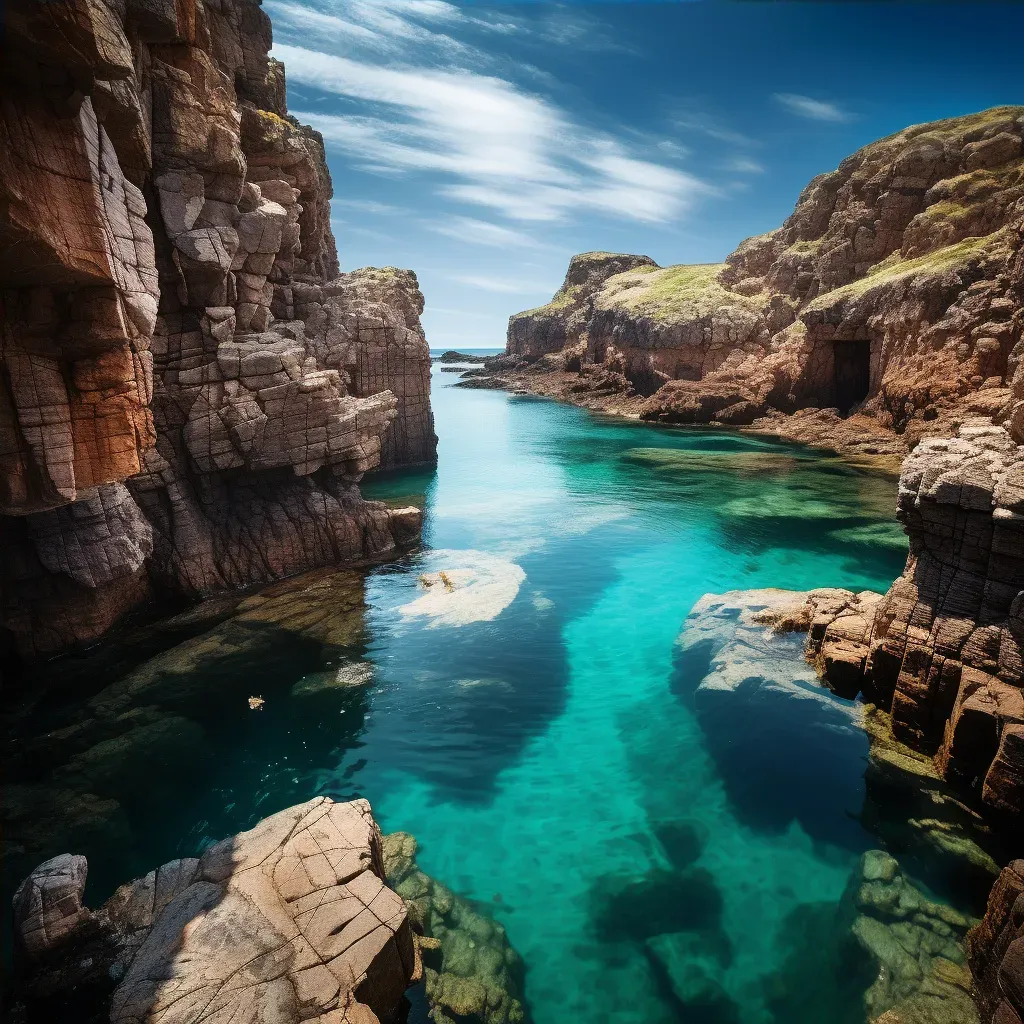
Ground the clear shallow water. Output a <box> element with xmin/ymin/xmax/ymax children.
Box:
<box><xmin>350</xmin><ymin>359</ymin><xmax>908</xmax><ymax>1023</ymax></box>
<box><xmin>3</xmin><ymin>351</ymin><xmax>920</xmax><ymax>1021</ymax></box>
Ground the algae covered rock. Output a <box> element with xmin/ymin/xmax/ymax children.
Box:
<box><xmin>847</xmin><ymin>850</ymin><xmax>979</xmax><ymax>1023</ymax></box>
<box><xmin>382</xmin><ymin>831</ymin><xmax>526</xmax><ymax>1024</ymax></box>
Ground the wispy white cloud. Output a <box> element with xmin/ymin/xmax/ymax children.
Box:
<box><xmin>657</xmin><ymin>139</ymin><xmax>690</xmax><ymax>160</ymax></box>
<box><xmin>330</xmin><ymin>218</ymin><xmax>397</xmax><ymax>244</ymax></box>
<box><xmin>285</xmin><ymin>46</ymin><xmax>708</xmax><ymax>226</ymax></box>
<box><xmin>429</xmin><ymin>217</ymin><xmax>539</xmax><ymax>247</ymax></box>
<box><xmin>333</xmin><ymin>198</ymin><xmax>408</xmax><ymax>215</ymax></box>
<box><xmin>672</xmin><ymin>110</ymin><xmax>759</xmax><ymax>148</ymax></box>
<box><xmin>723</xmin><ymin>157</ymin><xmax>764</xmax><ymax>174</ymax></box>
<box><xmin>774</xmin><ymin>93</ymin><xmax>852</xmax><ymax>122</ymax></box>
<box><xmin>451</xmin><ymin>274</ymin><xmax>552</xmax><ymax>294</ymax></box>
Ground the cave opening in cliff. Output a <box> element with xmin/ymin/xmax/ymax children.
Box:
<box><xmin>833</xmin><ymin>341</ymin><xmax>870</xmax><ymax>416</ymax></box>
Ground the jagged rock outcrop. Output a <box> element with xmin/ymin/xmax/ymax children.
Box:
<box><xmin>10</xmin><ymin>797</ymin><xmax>419</xmax><ymax>1024</ymax></box>
<box><xmin>0</xmin><ymin>0</ymin><xmax>434</xmax><ymax>661</ymax></box>
<box><xmin>757</xmin><ymin>421</ymin><xmax>1024</xmax><ymax>821</ymax></box>
<box><xmin>506</xmin><ymin>107</ymin><xmax>1024</xmax><ymax>443</ymax></box>
<box><xmin>507</xmin><ymin>252</ymin><xmax>658</xmax><ymax>364</ymax></box>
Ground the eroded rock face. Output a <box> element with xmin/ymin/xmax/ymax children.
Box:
<box><xmin>968</xmin><ymin>860</ymin><xmax>1024</xmax><ymax>1024</ymax></box>
<box><xmin>765</xmin><ymin>424</ymin><xmax>1024</xmax><ymax>820</ymax></box>
<box><xmin>0</xmin><ymin>0</ymin><xmax>433</xmax><ymax>660</ymax></box>
<box><xmin>12</xmin><ymin>798</ymin><xmax>419</xmax><ymax>1024</ymax></box>
<box><xmin>507</xmin><ymin>107</ymin><xmax>1024</xmax><ymax>436</ymax></box>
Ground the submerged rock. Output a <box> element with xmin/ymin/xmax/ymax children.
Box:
<box><xmin>754</xmin><ymin>587</ymin><xmax>1007</xmax><ymax>904</ymax></box>
<box><xmin>291</xmin><ymin>662</ymin><xmax>376</xmax><ymax>698</ymax></box>
<box><xmin>848</xmin><ymin>850</ymin><xmax>979</xmax><ymax>1024</ymax></box>
<box><xmin>1</xmin><ymin>569</ymin><xmax>379</xmax><ymax>903</ymax></box>
<box><xmin>11</xmin><ymin>798</ymin><xmax>418</xmax><ymax>1024</ymax></box>
<box><xmin>382</xmin><ymin>831</ymin><xmax>526</xmax><ymax>1024</ymax></box>
<box><xmin>675</xmin><ymin>589</ymin><xmax>870</xmax><ymax>846</ymax></box>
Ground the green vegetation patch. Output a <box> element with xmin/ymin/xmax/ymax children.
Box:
<box><xmin>805</xmin><ymin>229</ymin><xmax>1011</xmax><ymax>310</ymax></box>
<box><xmin>597</xmin><ymin>262</ymin><xmax>763</xmax><ymax>323</ymax></box>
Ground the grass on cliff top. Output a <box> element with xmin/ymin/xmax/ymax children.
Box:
<box><xmin>804</xmin><ymin>228</ymin><xmax>1011</xmax><ymax>311</ymax></box>
<box><xmin>512</xmin><ymin>286</ymin><xmax>581</xmax><ymax>320</ymax></box>
<box><xmin>870</xmin><ymin>105</ymin><xmax>1024</xmax><ymax>151</ymax></box>
<box><xmin>511</xmin><ymin>252</ymin><xmax>651</xmax><ymax>320</ymax></box>
<box><xmin>597</xmin><ymin>262</ymin><xmax>764</xmax><ymax>322</ymax></box>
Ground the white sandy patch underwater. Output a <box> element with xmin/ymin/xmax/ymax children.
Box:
<box><xmin>398</xmin><ymin>549</ymin><xmax>526</xmax><ymax>627</ymax></box>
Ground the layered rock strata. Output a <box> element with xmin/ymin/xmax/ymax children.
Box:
<box><xmin>754</xmin><ymin>420</ymin><xmax>1024</xmax><ymax>822</ymax></box>
<box><xmin>0</xmin><ymin>0</ymin><xmax>434</xmax><ymax>661</ymax></box>
<box><xmin>506</xmin><ymin>107</ymin><xmax>1024</xmax><ymax>447</ymax></box>
<box><xmin>968</xmin><ymin>859</ymin><xmax>1024</xmax><ymax>1023</ymax></box>
<box><xmin>11</xmin><ymin>798</ymin><xmax>419</xmax><ymax>1024</ymax></box>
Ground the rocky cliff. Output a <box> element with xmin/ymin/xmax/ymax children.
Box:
<box><xmin>503</xmin><ymin>110</ymin><xmax>1024</xmax><ymax>823</ymax></box>
<box><xmin>759</xmin><ymin>423</ymin><xmax>1024</xmax><ymax>830</ymax></box>
<box><xmin>0</xmin><ymin>0</ymin><xmax>436</xmax><ymax>663</ymax></box>
<box><xmin>506</xmin><ymin>106</ymin><xmax>1024</xmax><ymax>449</ymax></box>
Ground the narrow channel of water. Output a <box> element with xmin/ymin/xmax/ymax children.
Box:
<box><xmin>3</xmin><ymin>352</ymin><xmax>927</xmax><ymax>1022</ymax></box>
<box><xmin>351</xmin><ymin>354</ymin><xmax>909</xmax><ymax>1024</ymax></box>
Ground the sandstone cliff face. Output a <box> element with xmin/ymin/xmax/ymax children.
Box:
<box><xmin>763</xmin><ymin>422</ymin><xmax>1024</xmax><ymax>825</ymax></box>
<box><xmin>508</xmin><ymin>107</ymin><xmax>1024</xmax><ymax>438</ymax></box>
<box><xmin>0</xmin><ymin>0</ymin><xmax>435</xmax><ymax>660</ymax></box>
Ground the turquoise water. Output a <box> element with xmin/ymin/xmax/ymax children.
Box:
<box><xmin>3</xmin><ymin>350</ymin><xmax>919</xmax><ymax>1020</ymax></box>
<box><xmin>351</xmin><ymin>358</ymin><xmax>907</xmax><ymax>1023</ymax></box>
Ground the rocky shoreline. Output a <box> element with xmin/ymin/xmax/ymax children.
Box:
<box><xmin>477</xmin><ymin>104</ymin><xmax>1024</xmax><ymax>1022</ymax></box>
<box><xmin>7</xmin><ymin>797</ymin><xmax>529</xmax><ymax>1024</ymax></box>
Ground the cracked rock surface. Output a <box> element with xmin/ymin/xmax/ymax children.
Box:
<box><xmin>12</xmin><ymin>798</ymin><xmax>418</xmax><ymax>1024</ymax></box>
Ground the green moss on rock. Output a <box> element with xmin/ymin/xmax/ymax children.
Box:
<box><xmin>383</xmin><ymin>831</ymin><xmax>527</xmax><ymax>1024</ymax></box>
<box><xmin>805</xmin><ymin>229</ymin><xmax>1010</xmax><ymax>310</ymax></box>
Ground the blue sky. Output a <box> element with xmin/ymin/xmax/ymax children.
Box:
<box><xmin>269</xmin><ymin>1</ymin><xmax>1024</xmax><ymax>349</ymax></box>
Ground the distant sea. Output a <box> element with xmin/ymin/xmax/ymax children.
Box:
<box><xmin>429</xmin><ymin>347</ymin><xmax>503</xmax><ymax>358</ymax></box>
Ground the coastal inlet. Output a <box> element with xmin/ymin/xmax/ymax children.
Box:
<box><xmin>2</xmin><ymin>354</ymin><xmax>988</xmax><ymax>1024</ymax></box>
